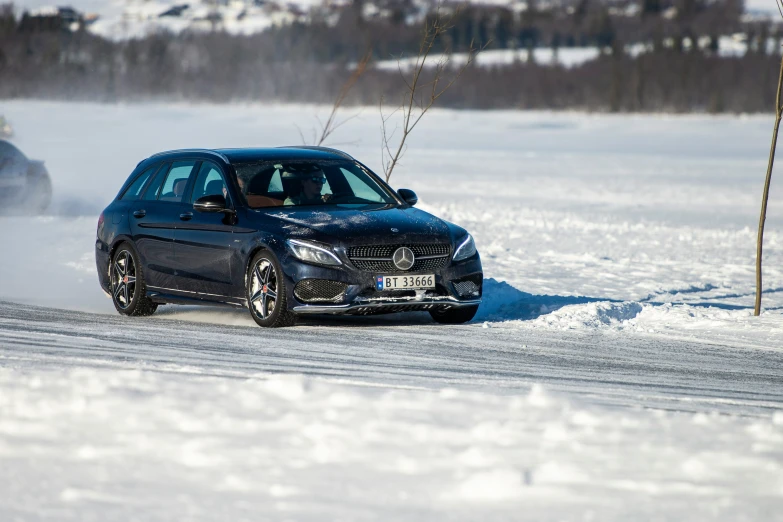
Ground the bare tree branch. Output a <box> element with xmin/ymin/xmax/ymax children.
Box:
<box><xmin>315</xmin><ymin>49</ymin><xmax>372</xmax><ymax>146</ymax></box>
<box><xmin>380</xmin><ymin>3</ymin><xmax>485</xmax><ymax>183</ymax></box>
<box><xmin>293</xmin><ymin>123</ymin><xmax>310</xmax><ymax>146</ymax></box>
<box><xmin>396</xmin><ymin>60</ymin><xmax>414</xmax><ymax>92</ymax></box>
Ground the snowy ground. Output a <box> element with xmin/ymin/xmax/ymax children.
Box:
<box><xmin>1</xmin><ymin>302</ymin><xmax>782</xmax><ymax>521</ymax></box>
<box><xmin>0</xmin><ymin>101</ymin><xmax>782</xmax><ymax>519</ymax></box>
<box><xmin>4</xmin><ymin>366</ymin><xmax>779</xmax><ymax>521</ymax></box>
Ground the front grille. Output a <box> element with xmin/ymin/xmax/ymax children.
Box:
<box><xmin>348</xmin><ymin>244</ymin><xmax>450</xmax><ymax>259</ymax></box>
<box><xmin>350</xmin><ymin>257</ymin><xmax>449</xmax><ymax>273</ymax></box>
<box><xmin>452</xmin><ymin>274</ymin><xmax>483</xmax><ymax>298</ymax></box>
<box><xmin>294</xmin><ymin>279</ymin><xmax>347</xmax><ymax>303</ymax></box>
<box><xmin>348</xmin><ymin>243</ymin><xmax>451</xmax><ymax>273</ymax></box>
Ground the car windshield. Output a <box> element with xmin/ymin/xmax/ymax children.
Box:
<box><xmin>234</xmin><ymin>159</ymin><xmax>398</xmax><ymax>209</ymax></box>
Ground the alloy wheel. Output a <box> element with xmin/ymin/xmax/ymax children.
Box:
<box><xmin>250</xmin><ymin>259</ymin><xmax>278</xmax><ymax>319</ymax></box>
<box><xmin>112</xmin><ymin>250</ymin><xmax>137</xmax><ymax>310</ymax></box>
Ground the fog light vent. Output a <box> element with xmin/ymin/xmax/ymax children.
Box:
<box><xmin>452</xmin><ymin>275</ymin><xmax>483</xmax><ymax>298</ymax></box>
<box><xmin>294</xmin><ymin>279</ymin><xmax>347</xmax><ymax>303</ymax></box>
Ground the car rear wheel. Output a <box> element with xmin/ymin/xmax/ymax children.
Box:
<box><xmin>25</xmin><ymin>168</ymin><xmax>52</xmax><ymax>214</ymax></box>
<box><xmin>429</xmin><ymin>304</ymin><xmax>479</xmax><ymax>324</ymax></box>
<box><xmin>247</xmin><ymin>251</ymin><xmax>296</xmax><ymax>328</ymax></box>
<box><xmin>111</xmin><ymin>242</ymin><xmax>157</xmax><ymax>317</ymax></box>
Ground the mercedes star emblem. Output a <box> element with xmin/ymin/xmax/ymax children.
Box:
<box><xmin>392</xmin><ymin>247</ymin><xmax>415</xmax><ymax>271</ymax></box>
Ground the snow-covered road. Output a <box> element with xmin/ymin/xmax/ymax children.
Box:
<box><xmin>3</xmin><ymin>301</ymin><xmax>782</xmax><ymax>416</ymax></box>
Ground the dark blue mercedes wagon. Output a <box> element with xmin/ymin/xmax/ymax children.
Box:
<box><xmin>95</xmin><ymin>146</ymin><xmax>482</xmax><ymax>327</ymax></box>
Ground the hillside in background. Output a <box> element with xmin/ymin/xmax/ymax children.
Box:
<box><xmin>1</xmin><ymin>0</ymin><xmax>782</xmax><ymax>112</ymax></box>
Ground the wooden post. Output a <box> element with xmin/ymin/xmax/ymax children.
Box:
<box><xmin>755</xmin><ymin>56</ymin><xmax>783</xmax><ymax>315</ymax></box>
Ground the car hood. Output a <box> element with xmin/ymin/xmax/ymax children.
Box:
<box><xmin>259</xmin><ymin>205</ymin><xmax>457</xmax><ymax>246</ymax></box>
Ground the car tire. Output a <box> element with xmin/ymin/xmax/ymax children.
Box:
<box><xmin>110</xmin><ymin>242</ymin><xmax>158</xmax><ymax>317</ymax></box>
<box><xmin>246</xmin><ymin>250</ymin><xmax>296</xmax><ymax>328</ymax></box>
<box><xmin>26</xmin><ymin>168</ymin><xmax>52</xmax><ymax>214</ymax></box>
<box><xmin>429</xmin><ymin>304</ymin><xmax>479</xmax><ymax>324</ymax></box>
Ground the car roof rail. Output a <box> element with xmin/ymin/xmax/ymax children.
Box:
<box><xmin>146</xmin><ymin>148</ymin><xmax>230</xmax><ymax>163</ymax></box>
<box><xmin>278</xmin><ymin>145</ymin><xmax>354</xmax><ymax>160</ymax></box>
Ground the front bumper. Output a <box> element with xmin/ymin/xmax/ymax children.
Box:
<box><xmin>280</xmin><ymin>251</ymin><xmax>483</xmax><ymax>315</ymax></box>
<box><xmin>95</xmin><ymin>238</ymin><xmax>111</xmax><ymax>295</ymax></box>
<box><xmin>294</xmin><ymin>297</ymin><xmax>481</xmax><ymax>315</ymax></box>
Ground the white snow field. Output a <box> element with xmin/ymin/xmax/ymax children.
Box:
<box><xmin>1</xmin><ymin>101</ymin><xmax>783</xmax><ymax>520</ymax></box>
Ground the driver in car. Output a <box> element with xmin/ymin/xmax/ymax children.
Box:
<box><xmin>283</xmin><ymin>169</ymin><xmax>331</xmax><ymax>206</ymax></box>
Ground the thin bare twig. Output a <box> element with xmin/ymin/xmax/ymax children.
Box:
<box><xmin>296</xmin><ymin>50</ymin><xmax>371</xmax><ymax>147</ymax></box>
<box><xmin>315</xmin><ymin>50</ymin><xmax>372</xmax><ymax>146</ymax></box>
<box><xmin>380</xmin><ymin>3</ymin><xmax>485</xmax><ymax>183</ymax></box>
<box><xmin>293</xmin><ymin>123</ymin><xmax>311</xmax><ymax>146</ymax></box>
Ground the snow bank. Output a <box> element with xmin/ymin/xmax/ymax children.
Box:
<box><xmin>525</xmin><ymin>300</ymin><xmax>644</xmax><ymax>329</ymax></box>
<box><xmin>476</xmin><ymin>275</ymin><xmax>783</xmax><ymax>349</ymax></box>
<box><xmin>476</xmin><ymin>278</ymin><xmax>625</xmax><ymax>323</ymax></box>
<box><xmin>494</xmin><ymin>296</ymin><xmax>783</xmax><ymax>349</ymax></box>
<box><xmin>0</xmin><ymin>366</ymin><xmax>780</xmax><ymax>520</ymax></box>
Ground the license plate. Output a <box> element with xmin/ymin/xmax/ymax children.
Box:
<box><xmin>376</xmin><ymin>274</ymin><xmax>435</xmax><ymax>290</ymax></box>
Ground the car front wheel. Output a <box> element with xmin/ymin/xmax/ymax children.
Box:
<box><xmin>247</xmin><ymin>251</ymin><xmax>296</xmax><ymax>328</ymax></box>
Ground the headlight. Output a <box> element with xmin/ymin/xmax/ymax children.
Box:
<box><xmin>287</xmin><ymin>239</ymin><xmax>342</xmax><ymax>266</ymax></box>
<box><xmin>453</xmin><ymin>234</ymin><xmax>477</xmax><ymax>262</ymax></box>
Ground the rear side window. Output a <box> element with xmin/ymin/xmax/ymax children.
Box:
<box><xmin>159</xmin><ymin>161</ymin><xmax>197</xmax><ymax>203</ymax></box>
<box><xmin>142</xmin><ymin>163</ymin><xmax>169</xmax><ymax>201</ymax></box>
<box><xmin>119</xmin><ymin>165</ymin><xmax>158</xmax><ymax>201</ymax></box>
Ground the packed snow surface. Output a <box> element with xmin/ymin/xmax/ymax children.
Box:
<box><xmin>1</xmin><ymin>101</ymin><xmax>782</xmax><ymax>519</ymax></box>
<box><xmin>1</xmin><ymin>365</ymin><xmax>781</xmax><ymax>521</ymax></box>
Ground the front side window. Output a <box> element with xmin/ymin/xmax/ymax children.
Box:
<box><xmin>268</xmin><ymin>170</ymin><xmax>283</xmax><ymax>192</ymax></box>
<box><xmin>235</xmin><ymin>160</ymin><xmax>396</xmax><ymax>209</ymax></box>
<box><xmin>190</xmin><ymin>161</ymin><xmax>229</xmax><ymax>204</ymax></box>
<box><xmin>341</xmin><ymin>168</ymin><xmax>386</xmax><ymax>203</ymax></box>
<box><xmin>158</xmin><ymin>161</ymin><xmax>197</xmax><ymax>203</ymax></box>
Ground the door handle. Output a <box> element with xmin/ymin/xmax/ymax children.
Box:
<box><xmin>133</xmin><ymin>210</ymin><xmax>146</xmax><ymax>218</ymax></box>
<box><xmin>180</xmin><ymin>212</ymin><xmax>193</xmax><ymax>221</ymax></box>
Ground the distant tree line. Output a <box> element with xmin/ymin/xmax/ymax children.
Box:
<box><xmin>292</xmin><ymin>0</ymin><xmax>752</xmax><ymax>60</ymax></box>
<box><xmin>0</xmin><ymin>0</ymin><xmax>781</xmax><ymax>112</ymax></box>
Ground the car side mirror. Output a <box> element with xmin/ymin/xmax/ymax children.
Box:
<box><xmin>194</xmin><ymin>194</ymin><xmax>230</xmax><ymax>213</ymax></box>
<box><xmin>398</xmin><ymin>188</ymin><xmax>418</xmax><ymax>206</ymax></box>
